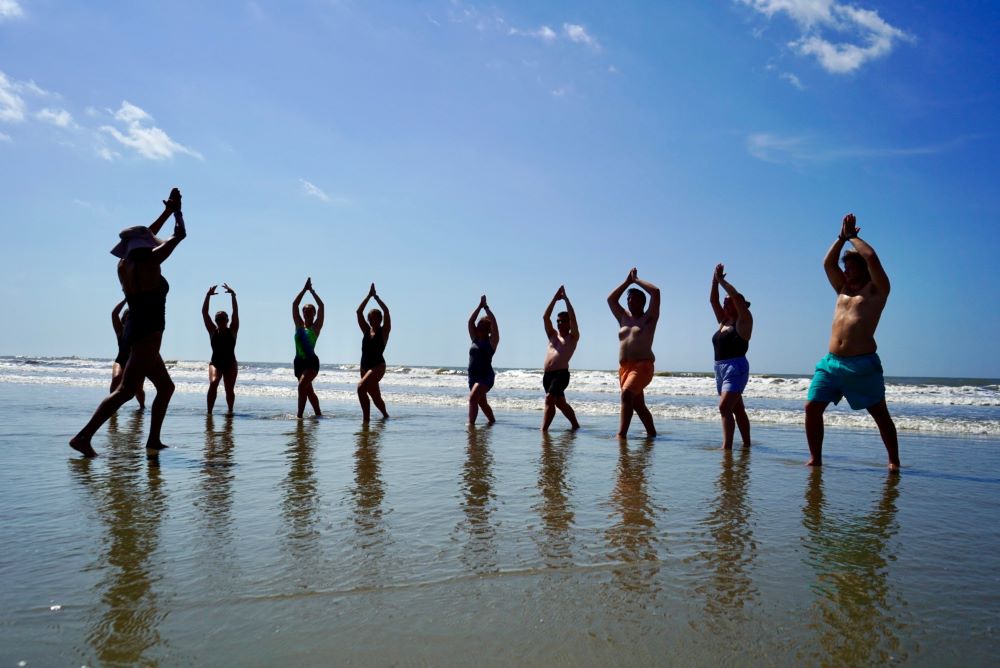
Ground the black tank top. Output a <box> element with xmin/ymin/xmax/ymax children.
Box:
<box><xmin>712</xmin><ymin>326</ymin><xmax>749</xmax><ymax>361</ymax></box>
<box><xmin>468</xmin><ymin>337</ymin><xmax>495</xmax><ymax>376</ymax></box>
<box><xmin>360</xmin><ymin>326</ymin><xmax>386</xmax><ymax>370</ymax></box>
<box><xmin>211</xmin><ymin>329</ymin><xmax>237</xmax><ymax>369</ymax></box>
<box><xmin>123</xmin><ymin>276</ymin><xmax>169</xmax><ymax>344</ymax></box>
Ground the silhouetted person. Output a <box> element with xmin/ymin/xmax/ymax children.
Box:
<box><xmin>110</xmin><ymin>298</ymin><xmax>145</xmax><ymax>409</ymax></box>
<box><xmin>607</xmin><ymin>268</ymin><xmax>660</xmax><ymax>438</ymax></box>
<box><xmin>202</xmin><ymin>283</ymin><xmax>239</xmax><ymax>414</ymax></box>
<box><xmin>356</xmin><ymin>282</ymin><xmax>391</xmax><ymax>421</ymax></box>
<box><xmin>292</xmin><ymin>277</ymin><xmax>324</xmax><ymax>418</ymax></box>
<box><xmin>710</xmin><ymin>263</ymin><xmax>753</xmax><ymax>449</ymax></box>
<box><xmin>541</xmin><ymin>285</ymin><xmax>580</xmax><ymax>431</ymax></box>
<box><xmin>467</xmin><ymin>295</ymin><xmax>499</xmax><ymax>425</ymax></box>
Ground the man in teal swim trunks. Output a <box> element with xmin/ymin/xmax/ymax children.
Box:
<box><xmin>805</xmin><ymin>213</ymin><xmax>900</xmax><ymax>472</ymax></box>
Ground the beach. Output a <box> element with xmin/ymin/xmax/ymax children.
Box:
<box><xmin>1</xmin><ymin>362</ymin><xmax>998</xmax><ymax>665</ymax></box>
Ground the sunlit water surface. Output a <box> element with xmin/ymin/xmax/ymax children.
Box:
<box><xmin>1</xmin><ymin>384</ymin><xmax>998</xmax><ymax>666</ymax></box>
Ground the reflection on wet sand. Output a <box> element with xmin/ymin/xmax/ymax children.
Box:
<box><xmin>71</xmin><ymin>408</ymin><xmax>167</xmax><ymax>666</ymax></box>
<box><xmin>605</xmin><ymin>440</ymin><xmax>661</xmax><ymax>595</ymax></box>
<box><xmin>349</xmin><ymin>422</ymin><xmax>392</xmax><ymax>584</ymax></box>
<box><xmin>534</xmin><ymin>430</ymin><xmax>576</xmax><ymax>568</ymax></box>
<box><xmin>695</xmin><ymin>447</ymin><xmax>758</xmax><ymax>627</ymax></box>
<box><xmin>281</xmin><ymin>420</ymin><xmax>322</xmax><ymax>584</ymax></box>
<box><xmin>801</xmin><ymin>470</ymin><xmax>910</xmax><ymax>664</ymax></box>
<box><xmin>198</xmin><ymin>414</ymin><xmax>238</xmax><ymax>584</ymax></box>
<box><xmin>458</xmin><ymin>425</ymin><xmax>497</xmax><ymax>573</ymax></box>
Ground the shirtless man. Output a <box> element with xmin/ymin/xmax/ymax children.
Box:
<box><xmin>805</xmin><ymin>213</ymin><xmax>900</xmax><ymax>471</ymax></box>
<box><xmin>541</xmin><ymin>285</ymin><xmax>581</xmax><ymax>431</ymax></box>
<box><xmin>607</xmin><ymin>268</ymin><xmax>660</xmax><ymax>438</ymax></box>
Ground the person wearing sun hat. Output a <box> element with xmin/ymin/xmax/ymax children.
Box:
<box><xmin>70</xmin><ymin>188</ymin><xmax>187</xmax><ymax>457</ymax></box>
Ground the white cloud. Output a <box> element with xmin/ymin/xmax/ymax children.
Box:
<box><xmin>99</xmin><ymin>101</ymin><xmax>202</xmax><ymax>160</ymax></box>
<box><xmin>563</xmin><ymin>23</ymin><xmax>600</xmax><ymax>50</ymax></box>
<box><xmin>36</xmin><ymin>107</ymin><xmax>76</xmax><ymax>128</ymax></box>
<box><xmin>0</xmin><ymin>131</ymin><xmax>11</xmax><ymax>142</ymax></box>
<box><xmin>299</xmin><ymin>178</ymin><xmax>330</xmax><ymax>202</ymax></box>
<box><xmin>740</xmin><ymin>0</ymin><xmax>912</xmax><ymax>74</ymax></box>
<box><xmin>551</xmin><ymin>85</ymin><xmax>572</xmax><ymax>97</ymax></box>
<box><xmin>780</xmin><ymin>72</ymin><xmax>804</xmax><ymax>89</ymax></box>
<box><xmin>747</xmin><ymin>131</ymin><xmax>967</xmax><ymax>163</ymax></box>
<box><xmin>0</xmin><ymin>0</ymin><xmax>24</xmax><ymax>20</ymax></box>
<box><xmin>96</xmin><ymin>146</ymin><xmax>120</xmax><ymax>161</ymax></box>
<box><xmin>0</xmin><ymin>71</ymin><xmax>27</xmax><ymax>122</ymax></box>
<box><xmin>509</xmin><ymin>25</ymin><xmax>557</xmax><ymax>42</ymax></box>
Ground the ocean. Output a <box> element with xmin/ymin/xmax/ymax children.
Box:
<box><xmin>1</xmin><ymin>356</ymin><xmax>998</xmax><ymax>665</ymax></box>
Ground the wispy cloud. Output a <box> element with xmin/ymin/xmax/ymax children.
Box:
<box><xmin>780</xmin><ymin>72</ymin><xmax>804</xmax><ymax>89</ymax></box>
<box><xmin>0</xmin><ymin>131</ymin><xmax>11</xmax><ymax>143</ymax></box>
<box><xmin>96</xmin><ymin>146</ymin><xmax>120</xmax><ymax>161</ymax></box>
<box><xmin>0</xmin><ymin>71</ymin><xmax>28</xmax><ymax>122</ymax></box>
<box><xmin>739</xmin><ymin>0</ymin><xmax>912</xmax><ymax>74</ymax></box>
<box><xmin>563</xmin><ymin>23</ymin><xmax>600</xmax><ymax>50</ymax></box>
<box><xmin>551</xmin><ymin>84</ymin><xmax>572</xmax><ymax>98</ymax></box>
<box><xmin>299</xmin><ymin>178</ymin><xmax>330</xmax><ymax>202</ymax></box>
<box><xmin>36</xmin><ymin>107</ymin><xmax>76</xmax><ymax>128</ymax></box>
<box><xmin>747</xmin><ymin>131</ymin><xmax>967</xmax><ymax>163</ymax></box>
<box><xmin>0</xmin><ymin>0</ymin><xmax>24</xmax><ymax>21</ymax></box>
<box><xmin>508</xmin><ymin>25</ymin><xmax>557</xmax><ymax>42</ymax></box>
<box><xmin>100</xmin><ymin>101</ymin><xmax>202</xmax><ymax>161</ymax></box>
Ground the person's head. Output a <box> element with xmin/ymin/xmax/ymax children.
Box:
<box><xmin>626</xmin><ymin>287</ymin><xmax>646</xmax><ymax>316</ymax></box>
<box><xmin>111</xmin><ymin>226</ymin><xmax>160</xmax><ymax>260</ymax></box>
<box><xmin>842</xmin><ymin>250</ymin><xmax>871</xmax><ymax>287</ymax></box>
<box><xmin>214</xmin><ymin>310</ymin><xmax>230</xmax><ymax>329</ymax></box>
<box><xmin>301</xmin><ymin>303</ymin><xmax>316</xmax><ymax>326</ymax></box>
<box><xmin>723</xmin><ymin>293</ymin><xmax>750</xmax><ymax>320</ymax></box>
<box><xmin>556</xmin><ymin>310</ymin><xmax>572</xmax><ymax>336</ymax></box>
<box><xmin>475</xmin><ymin>316</ymin><xmax>492</xmax><ymax>337</ymax></box>
<box><xmin>367</xmin><ymin>308</ymin><xmax>383</xmax><ymax>328</ymax></box>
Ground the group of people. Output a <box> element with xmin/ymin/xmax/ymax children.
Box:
<box><xmin>70</xmin><ymin>190</ymin><xmax>900</xmax><ymax>472</ymax></box>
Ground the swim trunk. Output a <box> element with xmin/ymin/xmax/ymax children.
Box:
<box><xmin>715</xmin><ymin>356</ymin><xmax>750</xmax><ymax>395</ymax></box>
<box><xmin>293</xmin><ymin>354</ymin><xmax>320</xmax><ymax>380</ymax></box>
<box><xmin>807</xmin><ymin>352</ymin><xmax>885</xmax><ymax>410</ymax></box>
<box><xmin>619</xmin><ymin>359</ymin><xmax>654</xmax><ymax>394</ymax></box>
<box><xmin>542</xmin><ymin>369</ymin><xmax>571</xmax><ymax>397</ymax></box>
<box><xmin>468</xmin><ymin>373</ymin><xmax>495</xmax><ymax>391</ymax></box>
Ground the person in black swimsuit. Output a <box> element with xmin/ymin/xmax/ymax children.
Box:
<box><xmin>292</xmin><ymin>277</ymin><xmax>324</xmax><ymax>418</ymax></box>
<box><xmin>467</xmin><ymin>295</ymin><xmax>500</xmax><ymax>425</ymax></box>
<box><xmin>110</xmin><ymin>298</ymin><xmax>145</xmax><ymax>409</ymax></box>
<box><xmin>355</xmin><ymin>282</ymin><xmax>391</xmax><ymax>421</ymax></box>
<box><xmin>710</xmin><ymin>263</ymin><xmax>753</xmax><ymax>449</ymax></box>
<box><xmin>71</xmin><ymin>187</ymin><xmax>186</xmax><ymax>457</ymax></box>
<box><xmin>202</xmin><ymin>283</ymin><xmax>240</xmax><ymax>414</ymax></box>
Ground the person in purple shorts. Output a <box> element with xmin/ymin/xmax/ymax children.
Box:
<box><xmin>710</xmin><ymin>264</ymin><xmax>753</xmax><ymax>449</ymax></box>
<box><xmin>805</xmin><ymin>213</ymin><xmax>900</xmax><ymax>472</ymax></box>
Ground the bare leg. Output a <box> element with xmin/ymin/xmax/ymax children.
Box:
<box><xmin>618</xmin><ymin>390</ymin><xmax>635</xmax><ymax>437</ymax></box>
<box><xmin>369</xmin><ymin>385</ymin><xmax>389</xmax><ymax>419</ymax></box>
<box><xmin>135</xmin><ymin>381</ymin><xmax>146</xmax><ymax>409</ymax></box>
<box><xmin>719</xmin><ymin>391</ymin><xmax>738</xmax><ymax>449</ymax></box>
<box><xmin>633</xmin><ymin>392</ymin><xmax>656</xmax><ymax>438</ymax></box>
<box><xmin>468</xmin><ymin>385</ymin><xmax>481</xmax><ymax>424</ymax></box>
<box><xmin>298</xmin><ymin>369</ymin><xmax>321</xmax><ymax>417</ymax></box>
<box><xmin>542</xmin><ymin>395</ymin><xmax>557</xmax><ymax>431</ymax></box>
<box><xmin>223</xmin><ymin>364</ymin><xmax>238</xmax><ymax>414</ymax></box>
<box><xmin>358</xmin><ymin>366</ymin><xmax>388</xmax><ymax>421</ymax></box>
<box><xmin>733</xmin><ymin>394</ymin><xmax>751</xmax><ymax>446</ymax></box>
<box><xmin>357</xmin><ymin>378</ymin><xmax>371</xmax><ymax>421</ymax></box>
<box><xmin>555</xmin><ymin>396</ymin><xmax>580</xmax><ymax>430</ymax></box>
<box><xmin>805</xmin><ymin>400</ymin><xmax>828</xmax><ymax>466</ymax></box>
<box><xmin>866</xmin><ymin>400</ymin><xmax>900</xmax><ymax>471</ymax></box>
<box><xmin>71</xmin><ymin>350</ymin><xmax>144</xmax><ymax>456</ymax></box>
<box><xmin>207</xmin><ymin>364</ymin><xmax>221</xmax><ymax>412</ymax></box>
<box><xmin>143</xmin><ymin>353</ymin><xmax>175</xmax><ymax>450</ymax></box>
<box><xmin>478</xmin><ymin>392</ymin><xmax>496</xmax><ymax>424</ymax></box>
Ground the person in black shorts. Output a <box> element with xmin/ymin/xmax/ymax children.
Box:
<box><xmin>541</xmin><ymin>285</ymin><xmax>580</xmax><ymax>431</ymax></box>
<box><xmin>202</xmin><ymin>283</ymin><xmax>240</xmax><ymax>414</ymax></box>
<box><xmin>110</xmin><ymin>298</ymin><xmax>145</xmax><ymax>409</ymax></box>
<box><xmin>356</xmin><ymin>282</ymin><xmax>391</xmax><ymax>421</ymax></box>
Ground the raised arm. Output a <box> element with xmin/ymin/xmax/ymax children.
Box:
<box><xmin>225</xmin><ymin>283</ymin><xmax>240</xmax><ymax>336</ymax></box>
<box><xmin>844</xmin><ymin>214</ymin><xmax>890</xmax><ymax>295</ymax></box>
<box><xmin>484</xmin><ymin>303</ymin><xmax>500</xmax><ymax>350</ymax></box>
<box><xmin>111</xmin><ymin>298</ymin><xmax>127</xmax><ymax>338</ymax></box>
<box><xmin>292</xmin><ymin>279</ymin><xmax>308</xmax><ymax>328</ymax></box>
<box><xmin>202</xmin><ymin>285</ymin><xmax>218</xmax><ymax>334</ymax></box>
<box><xmin>542</xmin><ymin>287</ymin><xmax>560</xmax><ymax>339</ymax></box>
<box><xmin>468</xmin><ymin>296</ymin><xmax>485</xmax><ymax>340</ymax></box>
<box><xmin>607</xmin><ymin>270</ymin><xmax>633</xmax><ymax>324</ymax></box>
<box><xmin>632</xmin><ymin>271</ymin><xmax>661</xmax><ymax>322</ymax></box>
<box><xmin>373</xmin><ymin>291</ymin><xmax>391</xmax><ymax>340</ymax></box>
<box><xmin>311</xmin><ymin>285</ymin><xmax>325</xmax><ymax>334</ymax></box>
<box><xmin>151</xmin><ymin>209</ymin><xmax>186</xmax><ymax>265</ymax></box>
<box><xmin>717</xmin><ymin>271</ymin><xmax>753</xmax><ymax>340</ymax></box>
<box><xmin>148</xmin><ymin>188</ymin><xmax>181</xmax><ymax>236</ymax></box>
<box><xmin>710</xmin><ymin>264</ymin><xmax>726</xmax><ymax>324</ymax></box>
<box><xmin>563</xmin><ymin>289</ymin><xmax>580</xmax><ymax>342</ymax></box>
<box><xmin>356</xmin><ymin>283</ymin><xmax>375</xmax><ymax>333</ymax></box>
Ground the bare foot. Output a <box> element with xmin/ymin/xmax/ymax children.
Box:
<box><xmin>146</xmin><ymin>441</ymin><xmax>169</xmax><ymax>451</ymax></box>
<box><xmin>69</xmin><ymin>437</ymin><xmax>98</xmax><ymax>458</ymax></box>
<box><xmin>806</xmin><ymin>458</ymin><xmax>822</xmax><ymax>467</ymax></box>
<box><xmin>888</xmin><ymin>461</ymin><xmax>901</xmax><ymax>473</ymax></box>
<box><xmin>722</xmin><ymin>444</ymin><xmax>733</xmax><ymax>450</ymax></box>
<box><xmin>570</xmin><ymin>422</ymin><xmax>580</xmax><ymax>430</ymax></box>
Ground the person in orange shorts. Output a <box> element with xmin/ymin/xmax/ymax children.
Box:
<box><xmin>607</xmin><ymin>268</ymin><xmax>660</xmax><ymax>438</ymax></box>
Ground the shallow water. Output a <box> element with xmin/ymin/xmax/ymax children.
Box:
<box><xmin>1</xmin><ymin>383</ymin><xmax>998</xmax><ymax>666</ymax></box>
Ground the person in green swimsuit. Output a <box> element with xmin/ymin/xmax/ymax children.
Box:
<box><xmin>292</xmin><ymin>277</ymin><xmax>324</xmax><ymax>418</ymax></box>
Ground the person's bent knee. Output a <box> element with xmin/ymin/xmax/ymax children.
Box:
<box><xmin>805</xmin><ymin>401</ymin><xmax>826</xmax><ymax>416</ymax></box>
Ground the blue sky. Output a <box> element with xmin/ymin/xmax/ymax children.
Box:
<box><xmin>1</xmin><ymin>1</ymin><xmax>998</xmax><ymax>377</ymax></box>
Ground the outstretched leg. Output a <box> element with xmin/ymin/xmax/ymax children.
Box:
<box><xmin>733</xmin><ymin>394</ymin><xmax>751</xmax><ymax>446</ymax></box>
<box><xmin>555</xmin><ymin>396</ymin><xmax>580</xmax><ymax>430</ymax></box>
<box><xmin>298</xmin><ymin>369</ymin><xmax>321</xmax><ymax>417</ymax></box>
<box><xmin>805</xmin><ymin>400</ymin><xmax>829</xmax><ymax>466</ymax></box>
<box><xmin>71</xmin><ymin>352</ymin><xmax>143</xmax><ymax>456</ymax></box>
<box><xmin>633</xmin><ymin>391</ymin><xmax>656</xmax><ymax>437</ymax></box>
<box><xmin>866</xmin><ymin>400</ymin><xmax>900</xmax><ymax>471</ymax></box>
<box><xmin>478</xmin><ymin>392</ymin><xmax>496</xmax><ymax>424</ymax></box>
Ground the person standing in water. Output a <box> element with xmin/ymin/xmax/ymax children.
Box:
<box><xmin>467</xmin><ymin>295</ymin><xmax>499</xmax><ymax>425</ymax></box>
<box><xmin>710</xmin><ymin>264</ymin><xmax>753</xmax><ymax>449</ymax></box>
<box><xmin>110</xmin><ymin>298</ymin><xmax>145</xmax><ymax>409</ymax></box>
<box><xmin>356</xmin><ymin>282</ymin><xmax>391</xmax><ymax>421</ymax></box>
<box><xmin>71</xmin><ymin>188</ymin><xmax>186</xmax><ymax>457</ymax></box>
<box><xmin>541</xmin><ymin>285</ymin><xmax>580</xmax><ymax>431</ymax></box>
<box><xmin>805</xmin><ymin>213</ymin><xmax>900</xmax><ymax>471</ymax></box>
<box><xmin>202</xmin><ymin>283</ymin><xmax>240</xmax><ymax>415</ymax></box>
<box><xmin>607</xmin><ymin>268</ymin><xmax>660</xmax><ymax>438</ymax></box>
<box><xmin>292</xmin><ymin>277</ymin><xmax>324</xmax><ymax>418</ymax></box>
